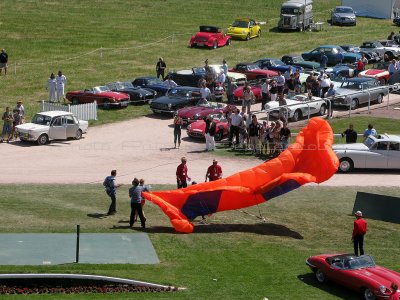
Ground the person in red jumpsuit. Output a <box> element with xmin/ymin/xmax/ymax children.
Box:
<box><xmin>176</xmin><ymin>157</ymin><xmax>191</xmax><ymax>189</ymax></box>
<box><xmin>205</xmin><ymin>159</ymin><xmax>223</xmax><ymax>182</ymax></box>
<box><xmin>352</xmin><ymin>210</ymin><xmax>367</xmax><ymax>256</ymax></box>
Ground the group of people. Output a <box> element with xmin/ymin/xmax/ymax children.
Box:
<box><xmin>341</xmin><ymin>123</ymin><xmax>377</xmax><ymax>143</ymax></box>
<box><xmin>46</xmin><ymin>71</ymin><xmax>67</xmax><ymax>103</ymax></box>
<box><xmin>176</xmin><ymin>157</ymin><xmax>222</xmax><ymax>187</ymax></box>
<box><xmin>1</xmin><ymin>101</ymin><xmax>25</xmax><ymax>143</ymax></box>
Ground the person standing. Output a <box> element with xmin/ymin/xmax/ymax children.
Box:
<box><xmin>173</xmin><ymin>113</ymin><xmax>183</xmax><ymax>149</ymax></box>
<box><xmin>242</xmin><ymin>85</ymin><xmax>254</xmax><ymax>114</ymax></box>
<box><xmin>56</xmin><ymin>70</ymin><xmax>67</xmax><ymax>102</ymax></box>
<box><xmin>200</xmin><ymin>80</ymin><xmax>211</xmax><ymax>101</ymax></box>
<box><xmin>156</xmin><ymin>57</ymin><xmax>166</xmax><ymax>80</ymax></box>
<box><xmin>103</xmin><ymin>170</ymin><xmax>122</xmax><ymax>216</ymax></box>
<box><xmin>1</xmin><ymin>107</ymin><xmax>13</xmax><ymax>143</ymax></box>
<box><xmin>228</xmin><ymin>109</ymin><xmax>242</xmax><ymax>147</ymax></box>
<box><xmin>204</xmin><ymin>115</ymin><xmax>213</xmax><ymax>151</ymax></box>
<box><xmin>355</xmin><ymin>58</ymin><xmax>365</xmax><ymax>77</ymax></box>
<box><xmin>47</xmin><ymin>73</ymin><xmax>57</xmax><ymax>102</ymax></box>
<box><xmin>208</xmin><ymin>116</ymin><xmax>216</xmax><ymax>151</ymax></box>
<box><xmin>276</xmin><ymin>71</ymin><xmax>285</xmax><ymax>95</ymax></box>
<box><xmin>320</xmin><ymin>53</ymin><xmax>328</xmax><ymax>69</ymax></box>
<box><xmin>0</xmin><ymin>49</ymin><xmax>8</xmax><ymax>75</ymax></box>
<box><xmin>14</xmin><ymin>101</ymin><xmax>25</xmax><ymax>122</ymax></box>
<box><xmin>205</xmin><ymin>159</ymin><xmax>222</xmax><ymax>182</ymax></box>
<box><xmin>269</xmin><ymin>80</ymin><xmax>278</xmax><ymax>102</ymax></box>
<box><xmin>176</xmin><ymin>157</ymin><xmax>191</xmax><ymax>189</ymax></box>
<box><xmin>341</xmin><ymin>124</ymin><xmax>357</xmax><ymax>143</ymax></box>
<box><xmin>222</xmin><ymin>59</ymin><xmax>228</xmax><ymax>76</ymax></box>
<box><xmin>363</xmin><ymin>124</ymin><xmax>377</xmax><ymax>138</ymax></box>
<box><xmin>164</xmin><ymin>75</ymin><xmax>177</xmax><ymax>89</ymax></box>
<box><xmin>280</xmin><ymin>122</ymin><xmax>291</xmax><ymax>150</ymax></box>
<box><xmin>226</xmin><ymin>78</ymin><xmax>237</xmax><ymax>104</ymax></box>
<box><xmin>352</xmin><ymin>211</ymin><xmax>367</xmax><ymax>256</ymax></box>
<box><xmin>248</xmin><ymin>114</ymin><xmax>262</xmax><ymax>153</ymax></box>
<box><xmin>388</xmin><ymin>59</ymin><xmax>397</xmax><ymax>76</ymax></box>
<box><xmin>129</xmin><ymin>178</ymin><xmax>147</xmax><ymax>228</ymax></box>
<box><xmin>261</xmin><ymin>79</ymin><xmax>270</xmax><ymax>110</ymax></box>
<box><xmin>388</xmin><ymin>31</ymin><xmax>395</xmax><ymax>40</ymax></box>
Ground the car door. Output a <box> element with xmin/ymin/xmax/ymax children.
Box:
<box><xmin>65</xmin><ymin>115</ymin><xmax>78</xmax><ymax>138</ymax></box>
<box><xmin>365</xmin><ymin>141</ymin><xmax>389</xmax><ymax>168</ymax></box>
<box><xmin>250</xmin><ymin>20</ymin><xmax>256</xmax><ymax>37</ymax></box>
<box><xmin>49</xmin><ymin>116</ymin><xmax>67</xmax><ymax>140</ymax></box>
<box><xmin>80</xmin><ymin>89</ymin><xmax>95</xmax><ymax>104</ymax></box>
<box><xmin>387</xmin><ymin>142</ymin><xmax>400</xmax><ymax>168</ymax></box>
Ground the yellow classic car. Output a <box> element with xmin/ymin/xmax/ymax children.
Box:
<box><xmin>227</xmin><ymin>18</ymin><xmax>261</xmax><ymax>40</ymax></box>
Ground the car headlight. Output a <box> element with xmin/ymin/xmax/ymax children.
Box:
<box><xmin>379</xmin><ymin>285</ymin><xmax>390</xmax><ymax>294</ymax></box>
<box><xmin>242</xmin><ymin>30</ymin><xmax>246</xmax><ymax>34</ymax></box>
<box><xmin>194</xmin><ymin>113</ymin><xmax>200</xmax><ymax>119</ymax></box>
<box><xmin>168</xmin><ymin>103</ymin><xmax>172</xmax><ymax>108</ymax></box>
<box><xmin>187</xmin><ymin>125</ymin><xmax>191</xmax><ymax>130</ymax></box>
<box><xmin>139</xmin><ymin>94</ymin><xmax>143</xmax><ymax>98</ymax></box>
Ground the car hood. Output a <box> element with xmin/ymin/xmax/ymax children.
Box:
<box><xmin>361</xmin><ymin>69</ymin><xmax>389</xmax><ymax>77</ymax></box>
<box><xmin>350</xmin><ymin>266</ymin><xmax>400</xmax><ymax>287</ymax></box>
<box><xmin>264</xmin><ymin>99</ymin><xmax>301</xmax><ymax>110</ymax></box>
<box><xmin>335</xmin><ymin>87</ymin><xmax>357</xmax><ymax>96</ymax></box>
<box><xmin>16</xmin><ymin>123</ymin><xmax>48</xmax><ymax>131</ymax></box>
<box><xmin>333</xmin><ymin>143</ymin><xmax>368</xmax><ymax>151</ymax></box>
<box><xmin>152</xmin><ymin>96</ymin><xmax>188</xmax><ymax>104</ymax></box>
<box><xmin>178</xmin><ymin>106</ymin><xmax>217</xmax><ymax>117</ymax></box>
<box><xmin>333</xmin><ymin>13</ymin><xmax>355</xmax><ymax>18</ymax></box>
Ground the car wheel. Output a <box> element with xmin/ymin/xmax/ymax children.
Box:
<box><xmin>318</xmin><ymin>104</ymin><xmax>326</xmax><ymax>116</ymax></box>
<box><xmin>376</xmin><ymin>93</ymin><xmax>384</xmax><ymax>104</ymax></box>
<box><xmin>37</xmin><ymin>134</ymin><xmax>49</xmax><ymax>145</ymax></box>
<box><xmin>226</xmin><ymin>39</ymin><xmax>231</xmax><ymax>46</ymax></box>
<box><xmin>350</xmin><ymin>98</ymin><xmax>359</xmax><ymax>110</ymax></box>
<box><xmin>71</xmin><ymin>97</ymin><xmax>79</xmax><ymax>105</ymax></box>
<box><xmin>291</xmin><ymin>109</ymin><xmax>302</xmax><ymax>122</ymax></box>
<box><xmin>74</xmin><ymin>129</ymin><xmax>82</xmax><ymax>140</ymax></box>
<box><xmin>257</xmin><ymin>30</ymin><xmax>261</xmax><ymax>38</ymax></box>
<box><xmin>246</xmin><ymin>33</ymin><xmax>250</xmax><ymax>41</ymax></box>
<box><xmin>363</xmin><ymin>288</ymin><xmax>376</xmax><ymax>300</ymax></box>
<box><xmin>339</xmin><ymin>158</ymin><xmax>354</xmax><ymax>173</ymax></box>
<box><xmin>212</xmin><ymin>40</ymin><xmax>218</xmax><ymax>49</ymax></box>
<box><xmin>315</xmin><ymin>269</ymin><xmax>325</xmax><ymax>283</ymax></box>
<box><xmin>214</xmin><ymin>130</ymin><xmax>223</xmax><ymax>141</ymax></box>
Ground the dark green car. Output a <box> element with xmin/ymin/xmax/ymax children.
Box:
<box><xmin>281</xmin><ymin>54</ymin><xmax>321</xmax><ymax>71</ymax></box>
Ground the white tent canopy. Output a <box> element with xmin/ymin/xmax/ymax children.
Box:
<box><xmin>342</xmin><ymin>0</ymin><xmax>400</xmax><ymax>19</ymax></box>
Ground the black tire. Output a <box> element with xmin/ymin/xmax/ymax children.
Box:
<box><xmin>214</xmin><ymin>130</ymin><xmax>223</xmax><ymax>141</ymax></box>
<box><xmin>363</xmin><ymin>288</ymin><xmax>376</xmax><ymax>300</ymax></box>
<box><xmin>339</xmin><ymin>158</ymin><xmax>354</xmax><ymax>173</ymax></box>
<box><xmin>318</xmin><ymin>104</ymin><xmax>326</xmax><ymax>116</ymax></box>
<box><xmin>226</xmin><ymin>39</ymin><xmax>231</xmax><ymax>46</ymax></box>
<box><xmin>376</xmin><ymin>93</ymin><xmax>384</xmax><ymax>104</ymax></box>
<box><xmin>74</xmin><ymin>129</ymin><xmax>82</xmax><ymax>140</ymax></box>
<box><xmin>212</xmin><ymin>40</ymin><xmax>218</xmax><ymax>49</ymax></box>
<box><xmin>350</xmin><ymin>98</ymin><xmax>359</xmax><ymax>110</ymax></box>
<box><xmin>246</xmin><ymin>33</ymin><xmax>250</xmax><ymax>41</ymax></box>
<box><xmin>257</xmin><ymin>30</ymin><xmax>261</xmax><ymax>38</ymax></box>
<box><xmin>291</xmin><ymin>109</ymin><xmax>302</xmax><ymax>122</ymax></box>
<box><xmin>37</xmin><ymin>134</ymin><xmax>49</xmax><ymax>145</ymax></box>
<box><xmin>71</xmin><ymin>97</ymin><xmax>79</xmax><ymax>105</ymax></box>
<box><xmin>315</xmin><ymin>269</ymin><xmax>325</xmax><ymax>283</ymax></box>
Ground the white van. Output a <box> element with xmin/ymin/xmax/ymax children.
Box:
<box><xmin>278</xmin><ymin>0</ymin><xmax>313</xmax><ymax>31</ymax></box>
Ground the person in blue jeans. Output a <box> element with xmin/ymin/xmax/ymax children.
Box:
<box><xmin>103</xmin><ymin>170</ymin><xmax>121</xmax><ymax>215</ymax></box>
<box><xmin>129</xmin><ymin>178</ymin><xmax>148</xmax><ymax>228</ymax></box>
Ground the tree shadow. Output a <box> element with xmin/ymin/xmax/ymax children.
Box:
<box><xmin>87</xmin><ymin>213</ymin><xmax>108</xmax><ymax>219</ymax></box>
<box><xmin>297</xmin><ymin>273</ymin><xmax>359</xmax><ymax>300</ymax></box>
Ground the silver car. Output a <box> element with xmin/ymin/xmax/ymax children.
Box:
<box><xmin>332</xmin><ymin>77</ymin><xmax>388</xmax><ymax>110</ymax></box>
<box><xmin>334</xmin><ymin>134</ymin><xmax>400</xmax><ymax>172</ymax></box>
<box><xmin>331</xmin><ymin>6</ymin><xmax>356</xmax><ymax>26</ymax></box>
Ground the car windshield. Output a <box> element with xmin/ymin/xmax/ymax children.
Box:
<box><xmin>292</xmin><ymin>57</ymin><xmax>304</xmax><ymax>63</ymax></box>
<box><xmin>335</xmin><ymin>7</ymin><xmax>353</xmax><ymax>14</ymax></box>
<box><xmin>281</xmin><ymin>7</ymin><xmax>299</xmax><ymax>14</ymax></box>
<box><xmin>341</xmin><ymin>81</ymin><xmax>361</xmax><ymax>90</ymax></box>
<box><xmin>270</xmin><ymin>59</ymin><xmax>284</xmax><ymax>66</ymax></box>
<box><xmin>246</xmin><ymin>64</ymin><xmax>259</xmax><ymax>70</ymax></box>
<box><xmin>107</xmin><ymin>82</ymin><xmax>134</xmax><ymax>90</ymax></box>
<box><xmin>343</xmin><ymin>255</ymin><xmax>375</xmax><ymax>270</ymax></box>
<box><xmin>93</xmin><ymin>86</ymin><xmax>110</xmax><ymax>93</ymax></box>
<box><xmin>231</xmin><ymin>20</ymin><xmax>249</xmax><ymax>28</ymax></box>
<box><xmin>364</xmin><ymin>137</ymin><xmax>375</xmax><ymax>148</ymax></box>
<box><xmin>168</xmin><ymin>89</ymin><xmax>190</xmax><ymax>98</ymax></box>
<box><xmin>31</xmin><ymin>114</ymin><xmax>53</xmax><ymax>126</ymax></box>
<box><xmin>147</xmin><ymin>78</ymin><xmax>165</xmax><ymax>85</ymax></box>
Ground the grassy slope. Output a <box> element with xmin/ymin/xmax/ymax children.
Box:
<box><xmin>1</xmin><ymin>184</ymin><xmax>400</xmax><ymax>299</ymax></box>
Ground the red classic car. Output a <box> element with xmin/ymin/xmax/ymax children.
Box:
<box><xmin>306</xmin><ymin>253</ymin><xmax>400</xmax><ymax>300</ymax></box>
<box><xmin>359</xmin><ymin>62</ymin><xmax>391</xmax><ymax>85</ymax></box>
<box><xmin>233</xmin><ymin>85</ymin><xmax>262</xmax><ymax>102</ymax></box>
<box><xmin>66</xmin><ymin>86</ymin><xmax>130</xmax><ymax>108</ymax></box>
<box><xmin>186</xmin><ymin>114</ymin><xmax>229</xmax><ymax>141</ymax></box>
<box><xmin>189</xmin><ymin>26</ymin><xmax>231</xmax><ymax>49</ymax></box>
<box><xmin>177</xmin><ymin>102</ymin><xmax>237</xmax><ymax>124</ymax></box>
<box><xmin>229</xmin><ymin>63</ymin><xmax>278</xmax><ymax>81</ymax></box>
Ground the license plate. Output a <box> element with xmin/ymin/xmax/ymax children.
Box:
<box><xmin>197</xmin><ymin>43</ymin><xmax>204</xmax><ymax>46</ymax></box>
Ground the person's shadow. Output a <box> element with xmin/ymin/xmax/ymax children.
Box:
<box><xmin>87</xmin><ymin>213</ymin><xmax>107</xmax><ymax>219</ymax></box>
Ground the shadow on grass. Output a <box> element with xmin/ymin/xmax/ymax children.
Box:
<box><xmin>87</xmin><ymin>213</ymin><xmax>108</xmax><ymax>219</ymax></box>
<box><xmin>297</xmin><ymin>273</ymin><xmax>359</xmax><ymax>300</ymax></box>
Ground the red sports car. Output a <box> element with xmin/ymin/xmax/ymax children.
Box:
<box><xmin>359</xmin><ymin>62</ymin><xmax>391</xmax><ymax>85</ymax></box>
<box><xmin>66</xmin><ymin>86</ymin><xmax>130</xmax><ymax>108</ymax></box>
<box><xmin>186</xmin><ymin>114</ymin><xmax>229</xmax><ymax>141</ymax></box>
<box><xmin>189</xmin><ymin>26</ymin><xmax>231</xmax><ymax>49</ymax></box>
<box><xmin>229</xmin><ymin>63</ymin><xmax>278</xmax><ymax>81</ymax></box>
<box><xmin>177</xmin><ymin>102</ymin><xmax>237</xmax><ymax>125</ymax></box>
<box><xmin>233</xmin><ymin>85</ymin><xmax>262</xmax><ymax>103</ymax></box>
<box><xmin>306</xmin><ymin>253</ymin><xmax>400</xmax><ymax>300</ymax></box>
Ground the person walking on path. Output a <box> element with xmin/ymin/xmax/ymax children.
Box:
<box><xmin>103</xmin><ymin>170</ymin><xmax>122</xmax><ymax>215</ymax></box>
<box><xmin>205</xmin><ymin>159</ymin><xmax>222</xmax><ymax>182</ymax></box>
<box><xmin>0</xmin><ymin>49</ymin><xmax>8</xmax><ymax>75</ymax></box>
<box><xmin>56</xmin><ymin>70</ymin><xmax>67</xmax><ymax>102</ymax></box>
<box><xmin>129</xmin><ymin>178</ymin><xmax>147</xmax><ymax>228</ymax></box>
<box><xmin>204</xmin><ymin>115</ymin><xmax>216</xmax><ymax>151</ymax></box>
<box><xmin>156</xmin><ymin>57</ymin><xmax>166</xmax><ymax>80</ymax></box>
<box><xmin>176</xmin><ymin>157</ymin><xmax>191</xmax><ymax>189</ymax></box>
<box><xmin>173</xmin><ymin>113</ymin><xmax>183</xmax><ymax>149</ymax></box>
<box><xmin>352</xmin><ymin>210</ymin><xmax>367</xmax><ymax>256</ymax></box>
<box><xmin>1</xmin><ymin>107</ymin><xmax>13</xmax><ymax>143</ymax></box>
<box><xmin>47</xmin><ymin>73</ymin><xmax>57</xmax><ymax>102</ymax></box>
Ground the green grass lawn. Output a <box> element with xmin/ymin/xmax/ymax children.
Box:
<box><xmin>1</xmin><ymin>0</ymin><xmax>398</xmax><ymax>125</ymax></box>
<box><xmin>1</xmin><ymin>184</ymin><xmax>400</xmax><ymax>299</ymax></box>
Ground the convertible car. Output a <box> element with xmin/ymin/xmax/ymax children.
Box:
<box><xmin>176</xmin><ymin>102</ymin><xmax>237</xmax><ymax>125</ymax></box>
<box><xmin>302</xmin><ymin>45</ymin><xmax>361</xmax><ymax>66</ymax></box>
<box><xmin>359</xmin><ymin>41</ymin><xmax>400</xmax><ymax>61</ymax></box>
<box><xmin>264</xmin><ymin>94</ymin><xmax>327</xmax><ymax>122</ymax></box>
<box><xmin>106</xmin><ymin>81</ymin><xmax>156</xmax><ymax>104</ymax></box>
<box><xmin>306</xmin><ymin>254</ymin><xmax>400</xmax><ymax>300</ymax></box>
<box><xmin>233</xmin><ymin>84</ymin><xmax>262</xmax><ymax>102</ymax></box>
<box><xmin>65</xmin><ymin>86</ymin><xmax>129</xmax><ymax>108</ymax></box>
<box><xmin>132</xmin><ymin>76</ymin><xmax>170</xmax><ymax>97</ymax></box>
<box><xmin>226</xmin><ymin>18</ymin><xmax>261</xmax><ymax>41</ymax></box>
<box><xmin>325</xmin><ymin>63</ymin><xmax>356</xmax><ymax>78</ymax></box>
<box><xmin>229</xmin><ymin>63</ymin><xmax>278</xmax><ymax>81</ymax></box>
<box><xmin>359</xmin><ymin>62</ymin><xmax>391</xmax><ymax>85</ymax></box>
<box><xmin>254</xmin><ymin>58</ymin><xmax>301</xmax><ymax>73</ymax></box>
<box><xmin>149</xmin><ymin>86</ymin><xmax>201</xmax><ymax>114</ymax></box>
<box><xmin>281</xmin><ymin>54</ymin><xmax>321</xmax><ymax>71</ymax></box>
<box><xmin>186</xmin><ymin>114</ymin><xmax>229</xmax><ymax>141</ymax></box>
<box><xmin>189</xmin><ymin>26</ymin><xmax>231</xmax><ymax>49</ymax></box>
<box><xmin>333</xmin><ymin>134</ymin><xmax>400</xmax><ymax>173</ymax></box>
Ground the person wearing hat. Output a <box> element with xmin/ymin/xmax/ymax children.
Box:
<box><xmin>176</xmin><ymin>157</ymin><xmax>191</xmax><ymax>189</ymax></box>
<box><xmin>156</xmin><ymin>57</ymin><xmax>166</xmax><ymax>80</ymax></box>
<box><xmin>352</xmin><ymin>210</ymin><xmax>368</xmax><ymax>256</ymax></box>
<box><xmin>205</xmin><ymin>159</ymin><xmax>222</xmax><ymax>182</ymax></box>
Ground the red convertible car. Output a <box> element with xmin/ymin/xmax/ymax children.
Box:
<box><xmin>177</xmin><ymin>102</ymin><xmax>237</xmax><ymax>125</ymax></box>
<box><xmin>66</xmin><ymin>86</ymin><xmax>130</xmax><ymax>108</ymax></box>
<box><xmin>359</xmin><ymin>62</ymin><xmax>391</xmax><ymax>85</ymax></box>
<box><xmin>306</xmin><ymin>253</ymin><xmax>400</xmax><ymax>300</ymax></box>
<box><xmin>233</xmin><ymin>84</ymin><xmax>262</xmax><ymax>102</ymax></box>
<box><xmin>189</xmin><ymin>26</ymin><xmax>231</xmax><ymax>49</ymax></box>
<box><xmin>229</xmin><ymin>63</ymin><xmax>278</xmax><ymax>81</ymax></box>
<box><xmin>186</xmin><ymin>114</ymin><xmax>229</xmax><ymax>141</ymax></box>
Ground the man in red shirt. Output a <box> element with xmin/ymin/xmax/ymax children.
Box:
<box><xmin>205</xmin><ymin>159</ymin><xmax>223</xmax><ymax>182</ymax></box>
<box><xmin>352</xmin><ymin>210</ymin><xmax>367</xmax><ymax>256</ymax></box>
<box><xmin>176</xmin><ymin>157</ymin><xmax>191</xmax><ymax>189</ymax></box>
<box><xmin>355</xmin><ymin>58</ymin><xmax>365</xmax><ymax>77</ymax></box>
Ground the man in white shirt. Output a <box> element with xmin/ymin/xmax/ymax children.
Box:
<box><xmin>276</xmin><ymin>72</ymin><xmax>285</xmax><ymax>94</ymax></box>
<box><xmin>229</xmin><ymin>109</ymin><xmax>243</xmax><ymax>147</ymax></box>
<box><xmin>200</xmin><ymin>81</ymin><xmax>211</xmax><ymax>101</ymax></box>
<box><xmin>47</xmin><ymin>73</ymin><xmax>57</xmax><ymax>102</ymax></box>
<box><xmin>56</xmin><ymin>70</ymin><xmax>67</xmax><ymax>102</ymax></box>
<box><xmin>164</xmin><ymin>75</ymin><xmax>178</xmax><ymax>89</ymax></box>
<box><xmin>261</xmin><ymin>79</ymin><xmax>270</xmax><ymax>110</ymax></box>
<box><xmin>320</xmin><ymin>74</ymin><xmax>331</xmax><ymax>98</ymax></box>
<box><xmin>217</xmin><ymin>71</ymin><xmax>226</xmax><ymax>85</ymax></box>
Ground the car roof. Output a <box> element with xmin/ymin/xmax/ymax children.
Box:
<box><xmin>334</xmin><ymin>6</ymin><xmax>353</xmax><ymax>9</ymax></box>
<box><xmin>234</xmin><ymin>18</ymin><xmax>251</xmax><ymax>22</ymax></box>
<box><xmin>172</xmin><ymin>86</ymin><xmax>201</xmax><ymax>91</ymax></box>
<box><xmin>37</xmin><ymin>111</ymin><xmax>74</xmax><ymax>118</ymax></box>
<box><xmin>344</xmin><ymin>77</ymin><xmax>374</xmax><ymax>83</ymax></box>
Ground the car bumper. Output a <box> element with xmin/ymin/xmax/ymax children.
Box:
<box><xmin>151</xmin><ymin>108</ymin><xmax>175</xmax><ymax>114</ymax></box>
<box><xmin>191</xmin><ymin>42</ymin><xmax>212</xmax><ymax>47</ymax></box>
<box><xmin>17</xmin><ymin>131</ymin><xmax>38</xmax><ymax>141</ymax></box>
<box><xmin>227</xmin><ymin>33</ymin><xmax>247</xmax><ymax>40</ymax></box>
<box><xmin>332</xmin><ymin>98</ymin><xmax>350</xmax><ymax>106</ymax></box>
<box><xmin>187</xmin><ymin>130</ymin><xmax>205</xmax><ymax>139</ymax></box>
<box><xmin>333</xmin><ymin>19</ymin><xmax>356</xmax><ymax>25</ymax></box>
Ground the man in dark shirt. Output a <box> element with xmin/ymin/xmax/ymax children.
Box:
<box><xmin>103</xmin><ymin>170</ymin><xmax>122</xmax><ymax>215</ymax></box>
<box><xmin>248</xmin><ymin>114</ymin><xmax>262</xmax><ymax>153</ymax></box>
<box><xmin>129</xmin><ymin>178</ymin><xmax>148</xmax><ymax>228</ymax></box>
<box><xmin>342</xmin><ymin>124</ymin><xmax>358</xmax><ymax>143</ymax></box>
<box><xmin>280</xmin><ymin>122</ymin><xmax>291</xmax><ymax>150</ymax></box>
<box><xmin>156</xmin><ymin>57</ymin><xmax>166</xmax><ymax>80</ymax></box>
<box><xmin>0</xmin><ymin>49</ymin><xmax>8</xmax><ymax>75</ymax></box>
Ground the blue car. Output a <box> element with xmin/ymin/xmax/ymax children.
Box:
<box><xmin>132</xmin><ymin>76</ymin><xmax>170</xmax><ymax>97</ymax></box>
<box><xmin>302</xmin><ymin>45</ymin><xmax>361</xmax><ymax>66</ymax></box>
<box><xmin>254</xmin><ymin>58</ymin><xmax>301</xmax><ymax>73</ymax></box>
<box><xmin>325</xmin><ymin>63</ymin><xmax>356</xmax><ymax>78</ymax></box>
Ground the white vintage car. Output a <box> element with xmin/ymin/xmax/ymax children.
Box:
<box><xmin>264</xmin><ymin>94</ymin><xmax>328</xmax><ymax>122</ymax></box>
<box><xmin>16</xmin><ymin>111</ymin><xmax>88</xmax><ymax>145</ymax></box>
<box><xmin>333</xmin><ymin>134</ymin><xmax>400</xmax><ymax>173</ymax></box>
